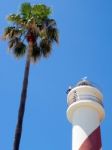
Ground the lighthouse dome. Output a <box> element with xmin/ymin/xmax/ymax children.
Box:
<box><xmin>76</xmin><ymin>79</ymin><xmax>93</xmax><ymax>87</ymax></box>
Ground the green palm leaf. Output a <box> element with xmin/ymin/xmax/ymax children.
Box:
<box><xmin>32</xmin><ymin>4</ymin><xmax>51</xmax><ymax>20</ymax></box>
<box><xmin>20</xmin><ymin>2</ymin><xmax>31</xmax><ymax>18</ymax></box>
<box><xmin>8</xmin><ymin>14</ymin><xmax>21</xmax><ymax>23</ymax></box>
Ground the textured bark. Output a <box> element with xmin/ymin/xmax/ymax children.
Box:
<box><xmin>13</xmin><ymin>43</ymin><xmax>32</xmax><ymax>150</ymax></box>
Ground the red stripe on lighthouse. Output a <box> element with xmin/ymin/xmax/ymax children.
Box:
<box><xmin>79</xmin><ymin>127</ymin><xmax>102</xmax><ymax>150</ymax></box>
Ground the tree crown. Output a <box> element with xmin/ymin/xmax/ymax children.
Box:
<box><xmin>3</xmin><ymin>2</ymin><xmax>59</xmax><ymax>62</ymax></box>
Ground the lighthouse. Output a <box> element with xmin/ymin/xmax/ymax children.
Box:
<box><xmin>66</xmin><ymin>79</ymin><xmax>105</xmax><ymax>150</ymax></box>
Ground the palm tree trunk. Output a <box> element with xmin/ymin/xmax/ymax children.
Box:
<box><xmin>13</xmin><ymin>43</ymin><xmax>32</xmax><ymax>150</ymax></box>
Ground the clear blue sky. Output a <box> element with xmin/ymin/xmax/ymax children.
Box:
<box><xmin>0</xmin><ymin>0</ymin><xmax>112</xmax><ymax>149</ymax></box>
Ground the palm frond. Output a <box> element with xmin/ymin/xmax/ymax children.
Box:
<box><xmin>13</xmin><ymin>42</ymin><xmax>26</xmax><ymax>57</ymax></box>
<box><xmin>8</xmin><ymin>37</ymin><xmax>19</xmax><ymax>49</ymax></box>
<box><xmin>46</xmin><ymin>19</ymin><xmax>56</xmax><ymax>28</ymax></box>
<box><xmin>47</xmin><ymin>27</ymin><xmax>59</xmax><ymax>43</ymax></box>
<box><xmin>3</xmin><ymin>26</ymin><xmax>24</xmax><ymax>40</ymax></box>
<box><xmin>3</xmin><ymin>27</ymin><xmax>15</xmax><ymax>39</ymax></box>
<box><xmin>32</xmin><ymin>4</ymin><xmax>51</xmax><ymax>20</ymax></box>
<box><xmin>40</xmin><ymin>39</ymin><xmax>52</xmax><ymax>57</ymax></box>
<box><xmin>30</xmin><ymin>43</ymin><xmax>41</xmax><ymax>62</ymax></box>
<box><xmin>39</xmin><ymin>28</ymin><xmax>47</xmax><ymax>39</ymax></box>
<box><xmin>8</xmin><ymin>14</ymin><xmax>28</xmax><ymax>27</ymax></box>
<box><xmin>20</xmin><ymin>2</ymin><xmax>31</xmax><ymax>18</ymax></box>
<box><xmin>9</xmin><ymin>40</ymin><xmax>15</xmax><ymax>49</ymax></box>
<box><xmin>8</xmin><ymin>14</ymin><xmax>21</xmax><ymax>23</ymax></box>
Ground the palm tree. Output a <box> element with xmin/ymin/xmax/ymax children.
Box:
<box><xmin>3</xmin><ymin>3</ymin><xmax>59</xmax><ymax>150</ymax></box>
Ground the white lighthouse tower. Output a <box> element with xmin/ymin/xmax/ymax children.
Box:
<box><xmin>66</xmin><ymin>79</ymin><xmax>105</xmax><ymax>150</ymax></box>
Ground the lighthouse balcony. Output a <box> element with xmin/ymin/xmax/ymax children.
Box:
<box><xmin>67</xmin><ymin>94</ymin><xmax>103</xmax><ymax>107</ymax></box>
